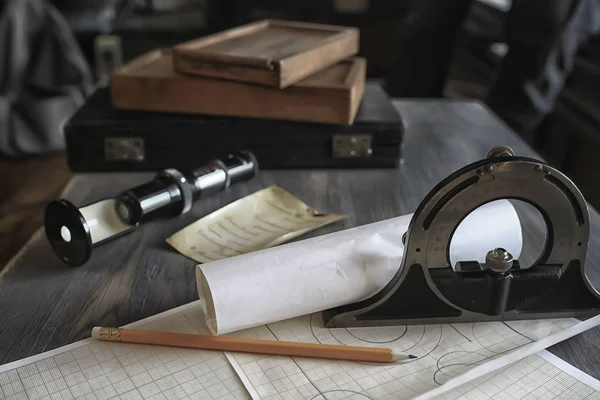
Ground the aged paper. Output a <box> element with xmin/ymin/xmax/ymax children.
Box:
<box><xmin>166</xmin><ymin>185</ymin><xmax>345</xmax><ymax>263</ymax></box>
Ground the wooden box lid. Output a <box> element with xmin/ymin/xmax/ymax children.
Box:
<box><xmin>110</xmin><ymin>48</ymin><xmax>366</xmax><ymax>125</ymax></box>
<box><xmin>172</xmin><ymin>19</ymin><xmax>360</xmax><ymax>88</ymax></box>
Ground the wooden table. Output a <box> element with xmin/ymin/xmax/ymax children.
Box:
<box><xmin>1</xmin><ymin>100</ymin><xmax>600</xmax><ymax>380</ymax></box>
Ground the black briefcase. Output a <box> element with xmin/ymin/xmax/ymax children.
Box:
<box><xmin>64</xmin><ymin>82</ymin><xmax>404</xmax><ymax>171</ymax></box>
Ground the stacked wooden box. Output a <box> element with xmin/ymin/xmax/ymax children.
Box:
<box><xmin>110</xmin><ymin>19</ymin><xmax>365</xmax><ymax>125</ymax></box>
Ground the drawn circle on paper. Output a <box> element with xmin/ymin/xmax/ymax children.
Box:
<box><xmin>344</xmin><ymin>326</ymin><xmax>408</xmax><ymax>344</ymax></box>
<box><xmin>471</xmin><ymin>322</ymin><xmax>533</xmax><ymax>355</ymax></box>
<box><xmin>433</xmin><ymin>350</ymin><xmax>491</xmax><ymax>385</ymax></box>
<box><xmin>310</xmin><ymin>390</ymin><xmax>373</xmax><ymax>400</ymax></box>
<box><xmin>329</xmin><ymin>324</ymin><xmax>423</xmax><ymax>351</ymax></box>
<box><xmin>309</xmin><ymin>314</ymin><xmax>409</xmax><ymax>347</ymax></box>
<box><xmin>309</xmin><ymin>314</ymin><xmax>444</xmax><ymax>365</ymax></box>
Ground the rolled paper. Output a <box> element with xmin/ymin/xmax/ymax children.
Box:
<box><xmin>196</xmin><ymin>200</ymin><xmax>523</xmax><ymax>335</ymax></box>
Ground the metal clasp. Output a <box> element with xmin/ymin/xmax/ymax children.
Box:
<box><xmin>332</xmin><ymin>135</ymin><xmax>372</xmax><ymax>158</ymax></box>
<box><xmin>105</xmin><ymin>137</ymin><xmax>145</xmax><ymax>162</ymax></box>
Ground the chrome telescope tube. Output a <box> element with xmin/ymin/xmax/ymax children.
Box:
<box><xmin>44</xmin><ymin>151</ymin><xmax>258</xmax><ymax>266</ymax></box>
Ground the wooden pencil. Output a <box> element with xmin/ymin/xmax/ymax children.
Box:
<box><xmin>91</xmin><ymin>327</ymin><xmax>416</xmax><ymax>363</ymax></box>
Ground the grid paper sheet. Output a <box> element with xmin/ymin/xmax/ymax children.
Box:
<box><xmin>436</xmin><ymin>351</ymin><xmax>600</xmax><ymax>400</ymax></box>
<box><xmin>0</xmin><ymin>303</ymin><xmax>250</xmax><ymax>400</ymax></box>
<box><xmin>225</xmin><ymin>313</ymin><xmax>595</xmax><ymax>400</ymax></box>
<box><xmin>1</xmin><ymin>301</ymin><xmax>599</xmax><ymax>400</ymax></box>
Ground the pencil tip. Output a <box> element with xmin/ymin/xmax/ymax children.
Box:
<box><xmin>391</xmin><ymin>351</ymin><xmax>418</xmax><ymax>361</ymax></box>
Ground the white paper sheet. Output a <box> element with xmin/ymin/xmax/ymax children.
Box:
<box><xmin>197</xmin><ymin>200</ymin><xmax>524</xmax><ymax>335</ymax></box>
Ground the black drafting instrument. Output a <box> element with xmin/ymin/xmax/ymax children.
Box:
<box><xmin>323</xmin><ymin>146</ymin><xmax>600</xmax><ymax>327</ymax></box>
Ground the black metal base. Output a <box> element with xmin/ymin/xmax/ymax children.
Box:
<box><xmin>323</xmin><ymin>262</ymin><xmax>600</xmax><ymax>328</ymax></box>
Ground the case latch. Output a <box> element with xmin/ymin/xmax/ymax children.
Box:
<box><xmin>332</xmin><ymin>135</ymin><xmax>372</xmax><ymax>158</ymax></box>
<box><xmin>105</xmin><ymin>137</ymin><xmax>145</xmax><ymax>162</ymax></box>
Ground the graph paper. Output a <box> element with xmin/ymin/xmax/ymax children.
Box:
<box><xmin>434</xmin><ymin>351</ymin><xmax>600</xmax><ymax>400</ymax></box>
<box><xmin>0</xmin><ymin>303</ymin><xmax>250</xmax><ymax>400</ymax></box>
<box><xmin>225</xmin><ymin>313</ymin><xmax>597</xmax><ymax>399</ymax></box>
<box><xmin>1</xmin><ymin>302</ymin><xmax>598</xmax><ymax>400</ymax></box>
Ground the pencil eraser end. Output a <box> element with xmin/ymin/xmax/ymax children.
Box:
<box><xmin>91</xmin><ymin>327</ymin><xmax>101</xmax><ymax>339</ymax></box>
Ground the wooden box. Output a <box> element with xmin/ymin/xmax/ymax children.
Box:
<box><xmin>172</xmin><ymin>19</ymin><xmax>360</xmax><ymax>88</ymax></box>
<box><xmin>110</xmin><ymin>48</ymin><xmax>366</xmax><ymax>125</ymax></box>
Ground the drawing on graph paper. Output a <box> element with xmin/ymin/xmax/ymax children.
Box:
<box><xmin>310</xmin><ymin>314</ymin><xmax>443</xmax><ymax>358</ymax></box>
<box><xmin>437</xmin><ymin>352</ymin><xmax>600</xmax><ymax>400</ymax></box>
<box><xmin>226</xmin><ymin>313</ymin><xmax>582</xmax><ymax>399</ymax></box>
<box><xmin>313</xmin><ymin>313</ymin><xmax>573</xmax><ymax>385</ymax></box>
<box><xmin>310</xmin><ymin>390</ymin><xmax>372</xmax><ymax>400</ymax></box>
<box><xmin>1</xmin><ymin>303</ymin><xmax>599</xmax><ymax>400</ymax></box>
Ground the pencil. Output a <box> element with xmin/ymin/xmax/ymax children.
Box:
<box><xmin>91</xmin><ymin>327</ymin><xmax>417</xmax><ymax>363</ymax></box>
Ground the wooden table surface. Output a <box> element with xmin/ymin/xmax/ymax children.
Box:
<box><xmin>1</xmin><ymin>100</ymin><xmax>599</xmax><ymax>380</ymax></box>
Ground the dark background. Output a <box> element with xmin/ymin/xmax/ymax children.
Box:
<box><xmin>50</xmin><ymin>0</ymin><xmax>600</xmax><ymax>205</ymax></box>
<box><xmin>1</xmin><ymin>0</ymin><xmax>600</xmax><ymax>269</ymax></box>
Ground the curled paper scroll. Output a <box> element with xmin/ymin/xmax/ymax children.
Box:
<box><xmin>196</xmin><ymin>200</ymin><xmax>524</xmax><ymax>335</ymax></box>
